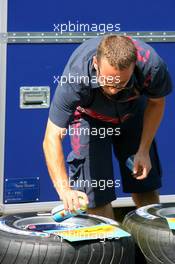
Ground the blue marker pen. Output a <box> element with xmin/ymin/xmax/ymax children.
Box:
<box><xmin>125</xmin><ymin>155</ymin><xmax>135</xmax><ymax>172</ymax></box>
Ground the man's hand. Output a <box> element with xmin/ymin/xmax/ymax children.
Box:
<box><xmin>59</xmin><ymin>188</ymin><xmax>89</xmax><ymax>212</ymax></box>
<box><xmin>132</xmin><ymin>98</ymin><xmax>165</xmax><ymax>180</ymax></box>
<box><xmin>133</xmin><ymin>151</ymin><xmax>152</xmax><ymax>180</ymax></box>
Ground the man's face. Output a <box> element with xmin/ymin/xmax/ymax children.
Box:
<box><xmin>93</xmin><ymin>56</ymin><xmax>135</xmax><ymax>96</ymax></box>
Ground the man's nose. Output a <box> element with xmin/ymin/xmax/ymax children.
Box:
<box><xmin>109</xmin><ymin>88</ymin><xmax>119</xmax><ymax>94</ymax></box>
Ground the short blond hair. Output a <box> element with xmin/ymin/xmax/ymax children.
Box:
<box><xmin>97</xmin><ymin>35</ymin><xmax>137</xmax><ymax>70</ymax></box>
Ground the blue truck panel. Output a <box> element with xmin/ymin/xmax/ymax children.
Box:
<box><xmin>3</xmin><ymin>0</ymin><xmax>175</xmax><ymax>203</ymax></box>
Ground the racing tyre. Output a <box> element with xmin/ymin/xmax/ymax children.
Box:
<box><xmin>0</xmin><ymin>212</ymin><xmax>135</xmax><ymax>264</ymax></box>
<box><xmin>123</xmin><ymin>203</ymin><xmax>175</xmax><ymax>264</ymax></box>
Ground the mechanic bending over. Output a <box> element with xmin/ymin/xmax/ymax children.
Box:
<box><xmin>43</xmin><ymin>35</ymin><xmax>172</xmax><ymax>219</ymax></box>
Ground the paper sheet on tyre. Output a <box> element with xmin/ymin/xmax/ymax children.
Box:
<box><xmin>165</xmin><ymin>217</ymin><xmax>175</xmax><ymax>230</ymax></box>
<box><xmin>51</xmin><ymin>223</ymin><xmax>131</xmax><ymax>242</ymax></box>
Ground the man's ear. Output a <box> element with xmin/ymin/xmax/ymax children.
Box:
<box><xmin>93</xmin><ymin>56</ymin><xmax>98</xmax><ymax>70</ymax></box>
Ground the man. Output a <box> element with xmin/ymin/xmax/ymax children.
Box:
<box><xmin>43</xmin><ymin>35</ymin><xmax>172</xmax><ymax>220</ymax></box>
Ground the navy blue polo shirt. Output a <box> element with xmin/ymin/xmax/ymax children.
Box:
<box><xmin>49</xmin><ymin>36</ymin><xmax>172</xmax><ymax>128</ymax></box>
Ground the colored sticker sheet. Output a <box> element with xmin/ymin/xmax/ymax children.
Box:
<box><xmin>165</xmin><ymin>217</ymin><xmax>175</xmax><ymax>230</ymax></box>
<box><xmin>52</xmin><ymin>223</ymin><xmax>131</xmax><ymax>242</ymax></box>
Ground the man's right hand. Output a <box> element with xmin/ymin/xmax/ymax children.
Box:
<box><xmin>59</xmin><ymin>188</ymin><xmax>89</xmax><ymax>212</ymax></box>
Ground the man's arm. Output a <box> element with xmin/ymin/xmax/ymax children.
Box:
<box><xmin>138</xmin><ymin>97</ymin><xmax>165</xmax><ymax>153</ymax></box>
<box><xmin>43</xmin><ymin>119</ymin><xmax>89</xmax><ymax>210</ymax></box>
<box><xmin>134</xmin><ymin>97</ymin><xmax>165</xmax><ymax>179</ymax></box>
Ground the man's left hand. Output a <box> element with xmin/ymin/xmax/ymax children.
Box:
<box><xmin>133</xmin><ymin>151</ymin><xmax>152</xmax><ymax>180</ymax></box>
